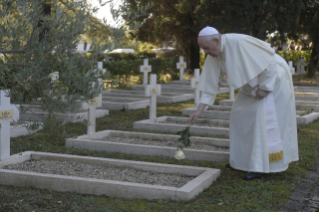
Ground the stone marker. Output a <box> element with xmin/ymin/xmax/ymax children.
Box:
<box><xmin>176</xmin><ymin>56</ymin><xmax>187</xmax><ymax>81</ymax></box>
<box><xmin>95</xmin><ymin>62</ymin><xmax>106</xmax><ymax>107</ymax></box>
<box><xmin>299</xmin><ymin>59</ymin><xmax>307</xmax><ymax>74</ymax></box>
<box><xmin>294</xmin><ymin>59</ymin><xmax>301</xmax><ymax>73</ymax></box>
<box><xmin>145</xmin><ymin>74</ymin><xmax>161</xmax><ymax>121</ymax></box>
<box><xmin>140</xmin><ymin>59</ymin><xmax>152</xmax><ymax>85</ymax></box>
<box><xmin>190</xmin><ymin>69</ymin><xmax>200</xmax><ymax>107</ymax></box>
<box><xmin>288</xmin><ymin>61</ymin><xmax>295</xmax><ymax>74</ymax></box>
<box><xmin>0</xmin><ymin>90</ymin><xmax>14</xmax><ymax>160</ymax></box>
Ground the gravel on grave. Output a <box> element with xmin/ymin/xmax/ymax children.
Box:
<box><xmin>96</xmin><ymin>136</ymin><xmax>229</xmax><ymax>152</ymax></box>
<box><xmin>2</xmin><ymin>160</ymin><xmax>193</xmax><ymax>188</ymax></box>
<box><xmin>163</xmin><ymin>120</ymin><xmax>229</xmax><ymax>128</ymax></box>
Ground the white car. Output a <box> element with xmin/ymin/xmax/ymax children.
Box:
<box><xmin>110</xmin><ymin>48</ymin><xmax>135</xmax><ymax>53</ymax></box>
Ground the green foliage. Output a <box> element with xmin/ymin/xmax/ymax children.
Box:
<box><xmin>176</xmin><ymin>126</ymin><xmax>191</xmax><ymax>149</ymax></box>
<box><xmin>196</xmin><ymin>0</ymin><xmax>302</xmax><ymax>40</ymax></box>
<box><xmin>104</xmin><ymin>56</ymin><xmax>180</xmax><ymax>85</ymax></box>
<box><xmin>298</xmin><ymin>0</ymin><xmax>319</xmax><ymax>77</ymax></box>
<box><xmin>0</xmin><ymin>0</ymin><xmax>111</xmax><ymax>131</ymax></box>
<box><xmin>277</xmin><ymin>50</ymin><xmax>312</xmax><ymax>63</ymax></box>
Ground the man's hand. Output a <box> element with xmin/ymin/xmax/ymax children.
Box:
<box><xmin>256</xmin><ymin>89</ymin><xmax>269</xmax><ymax>99</ymax></box>
<box><xmin>189</xmin><ymin>103</ymin><xmax>207</xmax><ymax>124</ymax></box>
<box><xmin>189</xmin><ymin>111</ymin><xmax>201</xmax><ymax>124</ymax></box>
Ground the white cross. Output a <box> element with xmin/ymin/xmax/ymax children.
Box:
<box><xmin>0</xmin><ymin>90</ymin><xmax>14</xmax><ymax>160</ymax></box>
<box><xmin>294</xmin><ymin>60</ymin><xmax>301</xmax><ymax>73</ymax></box>
<box><xmin>299</xmin><ymin>59</ymin><xmax>307</xmax><ymax>73</ymax></box>
<box><xmin>288</xmin><ymin>61</ymin><xmax>295</xmax><ymax>74</ymax></box>
<box><xmin>176</xmin><ymin>56</ymin><xmax>187</xmax><ymax>81</ymax></box>
<box><xmin>140</xmin><ymin>59</ymin><xmax>152</xmax><ymax>85</ymax></box>
<box><xmin>86</xmin><ymin>82</ymin><xmax>99</xmax><ymax>135</ymax></box>
<box><xmin>94</xmin><ymin>62</ymin><xmax>106</xmax><ymax>107</ymax></box>
<box><xmin>145</xmin><ymin>74</ymin><xmax>161</xmax><ymax>121</ymax></box>
<box><xmin>190</xmin><ymin>69</ymin><xmax>200</xmax><ymax>107</ymax></box>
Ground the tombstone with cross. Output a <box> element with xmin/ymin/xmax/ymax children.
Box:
<box><xmin>229</xmin><ymin>87</ymin><xmax>235</xmax><ymax>100</ymax></box>
<box><xmin>145</xmin><ymin>74</ymin><xmax>161</xmax><ymax>121</ymax></box>
<box><xmin>176</xmin><ymin>56</ymin><xmax>187</xmax><ymax>81</ymax></box>
<box><xmin>81</xmin><ymin>82</ymin><xmax>100</xmax><ymax>135</ymax></box>
<box><xmin>288</xmin><ymin>61</ymin><xmax>295</xmax><ymax>74</ymax></box>
<box><xmin>95</xmin><ymin>62</ymin><xmax>106</xmax><ymax>107</ymax></box>
<box><xmin>0</xmin><ymin>90</ymin><xmax>15</xmax><ymax>160</ymax></box>
<box><xmin>299</xmin><ymin>59</ymin><xmax>307</xmax><ymax>74</ymax></box>
<box><xmin>294</xmin><ymin>60</ymin><xmax>301</xmax><ymax>74</ymax></box>
<box><xmin>190</xmin><ymin>69</ymin><xmax>200</xmax><ymax>107</ymax></box>
<box><xmin>140</xmin><ymin>59</ymin><xmax>152</xmax><ymax>85</ymax></box>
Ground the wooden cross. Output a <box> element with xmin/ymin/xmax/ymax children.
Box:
<box><xmin>0</xmin><ymin>90</ymin><xmax>14</xmax><ymax>160</ymax></box>
<box><xmin>145</xmin><ymin>74</ymin><xmax>161</xmax><ymax>121</ymax></box>
<box><xmin>176</xmin><ymin>56</ymin><xmax>187</xmax><ymax>81</ymax></box>
<box><xmin>140</xmin><ymin>59</ymin><xmax>152</xmax><ymax>85</ymax></box>
<box><xmin>190</xmin><ymin>69</ymin><xmax>200</xmax><ymax>107</ymax></box>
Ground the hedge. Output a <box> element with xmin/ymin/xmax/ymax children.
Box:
<box><xmin>104</xmin><ymin>56</ymin><xmax>180</xmax><ymax>85</ymax></box>
<box><xmin>276</xmin><ymin>50</ymin><xmax>312</xmax><ymax>63</ymax></box>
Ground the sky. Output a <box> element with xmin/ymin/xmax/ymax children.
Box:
<box><xmin>89</xmin><ymin>0</ymin><xmax>122</xmax><ymax>27</ymax></box>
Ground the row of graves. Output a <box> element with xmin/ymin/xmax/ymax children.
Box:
<box><xmin>0</xmin><ymin>57</ymin><xmax>318</xmax><ymax>201</ymax></box>
<box><xmin>102</xmin><ymin>56</ymin><xmax>231</xmax><ymax>110</ymax></box>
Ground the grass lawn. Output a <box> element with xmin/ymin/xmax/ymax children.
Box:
<box><xmin>1</xmin><ymin>92</ymin><xmax>318</xmax><ymax>212</ymax></box>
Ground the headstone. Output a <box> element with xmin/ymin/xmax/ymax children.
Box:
<box><xmin>229</xmin><ymin>87</ymin><xmax>235</xmax><ymax>100</ymax></box>
<box><xmin>145</xmin><ymin>74</ymin><xmax>161</xmax><ymax>121</ymax></box>
<box><xmin>288</xmin><ymin>61</ymin><xmax>293</xmax><ymax>72</ymax></box>
<box><xmin>140</xmin><ymin>59</ymin><xmax>152</xmax><ymax>85</ymax></box>
<box><xmin>299</xmin><ymin>59</ymin><xmax>307</xmax><ymax>74</ymax></box>
<box><xmin>94</xmin><ymin>62</ymin><xmax>106</xmax><ymax>107</ymax></box>
<box><xmin>294</xmin><ymin>60</ymin><xmax>301</xmax><ymax>73</ymax></box>
<box><xmin>87</xmin><ymin>82</ymin><xmax>98</xmax><ymax>135</ymax></box>
<box><xmin>190</xmin><ymin>69</ymin><xmax>200</xmax><ymax>107</ymax></box>
<box><xmin>176</xmin><ymin>56</ymin><xmax>187</xmax><ymax>81</ymax></box>
<box><xmin>0</xmin><ymin>90</ymin><xmax>13</xmax><ymax>160</ymax></box>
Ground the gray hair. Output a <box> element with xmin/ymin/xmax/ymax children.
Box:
<box><xmin>205</xmin><ymin>33</ymin><xmax>222</xmax><ymax>43</ymax></box>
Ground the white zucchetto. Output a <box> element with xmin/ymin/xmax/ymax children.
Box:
<box><xmin>198</xmin><ymin>26</ymin><xmax>219</xmax><ymax>36</ymax></box>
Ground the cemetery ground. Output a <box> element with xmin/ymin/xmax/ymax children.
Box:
<box><xmin>1</xmin><ymin>92</ymin><xmax>319</xmax><ymax>211</ymax></box>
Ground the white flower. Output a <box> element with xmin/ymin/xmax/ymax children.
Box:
<box><xmin>175</xmin><ymin>149</ymin><xmax>185</xmax><ymax>160</ymax></box>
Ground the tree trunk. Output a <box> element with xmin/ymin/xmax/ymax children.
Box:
<box><xmin>189</xmin><ymin>42</ymin><xmax>200</xmax><ymax>73</ymax></box>
<box><xmin>38</xmin><ymin>1</ymin><xmax>51</xmax><ymax>42</ymax></box>
<box><xmin>306</xmin><ymin>44</ymin><xmax>318</xmax><ymax>78</ymax></box>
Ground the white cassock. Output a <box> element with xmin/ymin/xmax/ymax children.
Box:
<box><xmin>198</xmin><ymin>34</ymin><xmax>299</xmax><ymax>173</ymax></box>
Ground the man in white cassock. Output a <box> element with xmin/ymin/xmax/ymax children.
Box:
<box><xmin>189</xmin><ymin>26</ymin><xmax>299</xmax><ymax>180</ymax></box>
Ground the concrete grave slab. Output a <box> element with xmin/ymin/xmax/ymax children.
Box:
<box><xmin>103</xmin><ymin>90</ymin><xmax>194</xmax><ymax>103</ymax></box>
<box><xmin>102</xmin><ymin>97</ymin><xmax>150</xmax><ymax>110</ymax></box>
<box><xmin>11</xmin><ymin>121</ymin><xmax>43</xmax><ymax>138</ymax></box>
<box><xmin>132</xmin><ymin>84</ymin><xmax>230</xmax><ymax>94</ymax></box>
<box><xmin>65</xmin><ymin>130</ymin><xmax>229</xmax><ymax>162</ymax></box>
<box><xmin>134</xmin><ymin>116</ymin><xmax>229</xmax><ymax>136</ymax></box>
<box><xmin>294</xmin><ymin>86</ymin><xmax>319</xmax><ymax>93</ymax></box>
<box><xmin>183</xmin><ymin>106</ymin><xmax>319</xmax><ymax>124</ymax></box>
<box><xmin>19</xmin><ymin>104</ymin><xmax>109</xmax><ymax>123</ymax></box>
<box><xmin>0</xmin><ymin>151</ymin><xmax>220</xmax><ymax>201</ymax></box>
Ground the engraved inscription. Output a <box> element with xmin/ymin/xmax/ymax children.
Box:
<box><xmin>150</xmin><ymin>88</ymin><xmax>158</xmax><ymax>94</ymax></box>
<box><xmin>0</xmin><ymin>110</ymin><xmax>13</xmax><ymax>119</ymax></box>
<box><xmin>143</xmin><ymin>67</ymin><xmax>150</xmax><ymax>71</ymax></box>
<box><xmin>88</xmin><ymin>98</ymin><xmax>98</xmax><ymax>106</ymax></box>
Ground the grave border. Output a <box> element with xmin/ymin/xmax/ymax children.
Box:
<box><xmin>65</xmin><ymin>130</ymin><xmax>229</xmax><ymax>162</ymax></box>
<box><xmin>0</xmin><ymin>151</ymin><xmax>220</xmax><ymax>200</ymax></box>
<box><xmin>133</xmin><ymin>116</ymin><xmax>229</xmax><ymax>136</ymax></box>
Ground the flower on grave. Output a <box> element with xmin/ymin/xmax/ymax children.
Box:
<box><xmin>174</xmin><ymin>126</ymin><xmax>192</xmax><ymax>160</ymax></box>
<box><xmin>175</xmin><ymin>149</ymin><xmax>185</xmax><ymax>160</ymax></box>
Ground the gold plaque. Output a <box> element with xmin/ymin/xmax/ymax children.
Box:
<box><xmin>143</xmin><ymin>67</ymin><xmax>150</xmax><ymax>71</ymax></box>
<box><xmin>0</xmin><ymin>110</ymin><xmax>13</xmax><ymax>119</ymax></box>
<box><xmin>49</xmin><ymin>74</ymin><xmax>57</xmax><ymax>80</ymax></box>
<box><xmin>194</xmin><ymin>81</ymin><xmax>199</xmax><ymax>86</ymax></box>
<box><xmin>150</xmin><ymin>88</ymin><xmax>158</xmax><ymax>94</ymax></box>
<box><xmin>88</xmin><ymin>98</ymin><xmax>98</xmax><ymax>106</ymax></box>
<box><xmin>179</xmin><ymin>64</ymin><xmax>185</xmax><ymax>68</ymax></box>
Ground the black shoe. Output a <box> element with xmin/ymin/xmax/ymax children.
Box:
<box><xmin>243</xmin><ymin>172</ymin><xmax>264</xmax><ymax>181</ymax></box>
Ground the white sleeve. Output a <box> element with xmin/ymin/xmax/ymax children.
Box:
<box><xmin>258</xmin><ymin>61</ymin><xmax>278</xmax><ymax>92</ymax></box>
<box><xmin>200</xmin><ymin>92</ymin><xmax>216</xmax><ymax>106</ymax></box>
